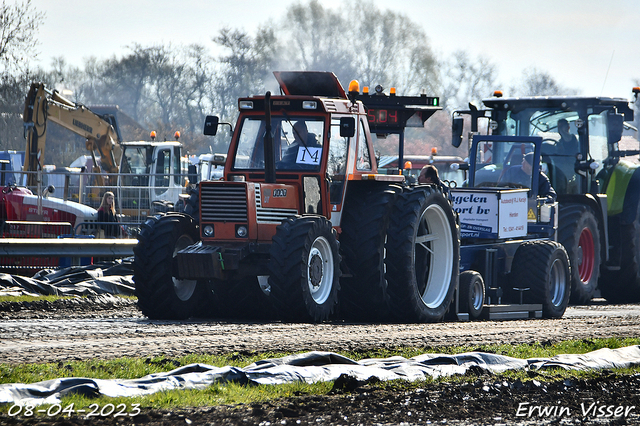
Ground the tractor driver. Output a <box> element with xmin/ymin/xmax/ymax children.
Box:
<box><xmin>557</xmin><ymin>118</ymin><xmax>580</xmax><ymax>155</ymax></box>
<box><xmin>500</xmin><ymin>152</ymin><xmax>557</xmax><ymax>202</ymax></box>
<box><xmin>281</xmin><ymin>121</ymin><xmax>320</xmax><ymax>164</ymax></box>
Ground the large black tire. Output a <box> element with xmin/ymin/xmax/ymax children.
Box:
<box><xmin>338</xmin><ymin>186</ymin><xmax>398</xmax><ymax>321</ymax></box>
<box><xmin>268</xmin><ymin>216</ymin><xmax>340</xmax><ymax>322</ymax></box>
<box><xmin>210</xmin><ymin>276</ymin><xmax>275</xmax><ymax>320</ymax></box>
<box><xmin>510</xmin><ymin>241</ymin><xmax>571</xmax><ymax>318</ymax></box>
<box><xmin>183</xmin><ymin>186</ymin><xmax>200</xmax><ymax>223</ymax></box>
<box><xmin>133</xmin><ymin>213</ymin><xmax>215</xmax><ymax>319</ymax></box>
<box><xmin>600</xmin><ymin>201</ymin><xmax>640</xmax><ymax>302</ymax></box>
<box><xmin>459</xmin><ymin>270</ymin><xmax>485</xmax><ymax>320</ymax></box>
<box><xmin>385</xmin><ymin>186</ymin><xmax>459</xmax><ymax>322</ymax></box>
<box><xmin>558</xmin><ymin>204</ymin><xmax>601</xmax><ymax>304</ymax></box>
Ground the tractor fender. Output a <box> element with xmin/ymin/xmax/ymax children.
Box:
<box><xmin>620</xmin><ymin>165</ymin><xmax>640</xmax><ymax>225</ymax></box>
<box><xmin>606</xmin><ymin>160</ymin><xmax>640</xmax><ymax>221</ymax></box>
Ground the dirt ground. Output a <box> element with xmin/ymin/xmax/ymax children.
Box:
<box><xmin>1</xmin><ymin>297</ymin><xmax>640</xmax><ymax>425</ymax></box>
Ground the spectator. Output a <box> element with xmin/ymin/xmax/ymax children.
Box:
<box><xmin>97</xmin><ymin>191</ymin><xmax>119</xmax><ymax>237</ymax></box>
<box><xmin>418</xmin><ymin>164</ymin><xmax>450</xmax><ymax>196</ymax></box>
<box><xmin>418</xmin><ymin>164</ymin><xmax>440</xmax><ymax>185</ymax></box>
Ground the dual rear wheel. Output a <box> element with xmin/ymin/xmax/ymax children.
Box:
<box><xmin>385</xmin><ymin>186</ymin><xmax>459</xmax><ymax>322</ymax></box>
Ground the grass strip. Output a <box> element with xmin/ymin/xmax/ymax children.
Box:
<box><xmin>1</xmin><ymin>337</ymin><xmax>639</xmax><ymax>414</ymax></box>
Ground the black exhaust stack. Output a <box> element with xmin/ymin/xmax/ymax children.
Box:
<box><xmin>264</xmin><ymin>91</ymin><xmax>276</xmax><ymax>183</ymax></box>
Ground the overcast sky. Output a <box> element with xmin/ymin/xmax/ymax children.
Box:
<box><xmin>31</xmin><ymin>0</ymin><xmax>640</xmax><ymax>99</ymax></box>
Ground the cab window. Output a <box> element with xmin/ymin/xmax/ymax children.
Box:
<box><xmin>356</xmin><ymin>119</ymin><xmax>372</xmax><ymax>171</ymax></box>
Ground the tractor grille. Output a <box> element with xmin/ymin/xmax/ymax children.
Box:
<box><xmin>200</xmin><ymin>184</ymin><xmax>248</xmax><ymax>222</ymax></box>
<box><xmin>255</xmin><ymin>185</ymin><xmax>298</xmax><ymax>223</ymax></box>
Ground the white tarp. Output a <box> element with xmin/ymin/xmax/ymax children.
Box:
<box><xmin>2</xmin><ymin>346</ymin><xmax>640</xmax><ymax>406</ymax></box>
<box><xmin>0</xmin><ymin>261</ymin><xmax>134</xmax><ymax>297</ymax></box>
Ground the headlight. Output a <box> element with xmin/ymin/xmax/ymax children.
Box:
<box><xmin>236</xmin><ymin>225</ymin><xmax>248</xmax><ymax>238</ymax></box>
<box><xmin>203</xmin><ymin>225</ymin><xmax>214</xmax><ymax>237</ymax></box>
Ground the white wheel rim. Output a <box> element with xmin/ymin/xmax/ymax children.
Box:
<box><xmin>172</xmin><ymin>234</ymin><xmax>197</xmax><ymax>301</ymax></box>
<box><xmin>549</xmin><ymin>257</ymin><xmax>566</xmax><ymax>306</ymax></box>
<box><xmin>307</xmin><ymin>236</ymin><xmax>334</xmax><ymax>305</ymax></box>
<box><xmin>416</xmin><ymin>203</ymin><xmax>454</xmax><ymax>308</ymax></box>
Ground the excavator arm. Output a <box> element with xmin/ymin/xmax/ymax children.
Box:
<box><xmin>22</xmin><ymin>82</ymin><xmax>121</xmax><ymax>187</ymax></box>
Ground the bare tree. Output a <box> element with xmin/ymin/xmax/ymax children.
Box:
<box><xmin>212</xmin><ymin>27</ymin><xmax>278</xmax><ymax>120</ymax></box>
<box><xmin>279</xmin><ymin>1</ymin><xmax>355</xmax><ymax>83</ymax></box>
<box><xmin>349</xmin><ymin>2</ymin><xmax>438</xmax><ymax>95</ymax></box>
<box><xmin>510</xmin><ymin>67</ymin><xmax>578</xmax><ymax>97</ymax></box>
<box><xmin>0</xmin><ymin>0</ymin><xmax>44</xmax><ymax>73</ymax></box>
<box><xmin>277</xmin><ymin>0</ymin><xmax>438</xmax><ymax>96</ymax></box>
<box><xmin>440</xmin><ymin>50</ymin><xmax>497</xmax><ymax>112</ymax></box>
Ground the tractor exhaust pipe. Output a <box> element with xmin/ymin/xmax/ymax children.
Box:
<box><xmin>264</xmin><ymin>91</ymin><xmax>276</xmax><ymax>184</ymax></box>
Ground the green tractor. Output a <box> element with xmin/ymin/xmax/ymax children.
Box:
<box><xmin>453</xmin><ymin>88</ymin><xmax>640</xmax><ymax>304</ymax></box>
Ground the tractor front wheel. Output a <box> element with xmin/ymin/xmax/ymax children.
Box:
<box><xmin>268</xmin><ymin>216</ymin><xmax>340</xmax><ymax>322</ymax></box>
<box><xmin>510</xmin><ymin>241</ymin><xmax>571</xmax><ymax>318</ymax></box>
<box><xmin>133</xmin><ymin>213</ymin><xmax>215</xmax><ymax>319</ymax></box>
<box><xmin>459</xmin><ymin>271</ymin><xmax>485</xmax><ymax>320</ymax></box>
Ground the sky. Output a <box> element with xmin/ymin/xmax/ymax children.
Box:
<box><xmin>31</xmin><ymin>0</ymin><xmax>640</xmax><ymax>100</ymax></box>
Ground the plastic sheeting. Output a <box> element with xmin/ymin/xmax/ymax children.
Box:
<box><xmin>2</xmin><ymin>345</ymin><xmax>640</xmax><ymax>407</ymax></box>
<box><xmin>0</xmin><ymin>260</ymin><xmax>134</xmax><ymax>297</ymax></box>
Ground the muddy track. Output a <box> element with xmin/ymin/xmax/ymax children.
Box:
<box><xmin>1</xmin><ymin>296</ymin><xmax>640</xmax><ymax>364</ymax></box>
<box><xmin>2</xmin><ymin>297</ymin><xmax>640</xmax><ymax>425</ymax></box>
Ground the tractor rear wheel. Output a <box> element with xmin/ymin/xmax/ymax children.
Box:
<box><xmin>339</xmin><ymin>186</ymin><xmax>398</xmax><ymax>321</ymax></box>
<box><xmin>459</xmin><ymin>271</ymin><xmax>485</xmax><ymax>320</ymax></box>
<box><xmin>183</xmin><ymin>186</ymin><xmax>200</xmax><ymax>223</ymax></box>
<box><xmin>268</xmin><ymin>216</ymin><xmax>340</xmax><ymax>322</ymax></box>
<box><xmin>385</xmin><ymin>186</ymin><xmax>459</xmax><ymax>322</ymax></box>
<box><xmin>510</xmin><ymin>240</ymin><xmax>571</xmax><ymax>318</ymax></box>
<box><xmin>133</xmin><ymin>213</ymin><xmax>215</xmax><ymax>319</ymax></box>
<box><xmin>210</xmin><ymin>276</ymin><xmax>275</xmax><ymax>320</ymax></box>
<box><xmin>558</xmin><ymin>204</ymin><xmax>601</xmax><ymax>304</ymax></box>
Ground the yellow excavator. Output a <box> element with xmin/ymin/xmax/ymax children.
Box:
<box><xmin>22</xmin><ymin>82</ymin><xmax>188</xmax><ymax>220</ymax></box>
<box><xmin>22</xmin><ymin>82</ymin><xmax>121</xmax><ymax>187</ymax></box>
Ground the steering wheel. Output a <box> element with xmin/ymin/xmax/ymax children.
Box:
<box><xmin>475</xmin><ymin>181</ymin><xmax>500</xmax><ymax>188</ymax></box>
<box><xmin>541</xmin><ymin>138</ymin><xmax>559</xmax><ymax>155</ymax></box>
<box><xmin>502</xmin><ymin>182</ymin><xmax>527</xmax><ymax>189</ymax></box>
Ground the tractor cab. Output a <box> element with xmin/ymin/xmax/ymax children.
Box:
<box><xmin>201</xmin><ymin>71</ymin><xmax>402</xmax><ymax>241</ymax></box>
<box><xmin>453</xmin><ymin>93</ymin><xmax>636</xmax><ymax>199</ymax></box>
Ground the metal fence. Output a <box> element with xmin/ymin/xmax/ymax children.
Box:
<box><xmin>0</xmin><ymin>237</ymin><xmax>137</xmax><ymax>275</ymax></box>
<box><xmin>8</xmin><ymin>169</ymin><xmax>189</xmax><ymax>223</ymax></box>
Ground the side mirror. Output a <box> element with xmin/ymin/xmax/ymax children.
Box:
<box><xmin>450</xmin><ymin>162</ymin><xmax>469</xmax><ymax>171</ymax></box>
<box><xmin>212</xmin><ymin>153</ymin><xmax>227</xmax><ymax>166</ymax></box>
<box><xmin>340</xmin><ymin>117</ymin><xmax>356</xmax><ymax>138</ymax></box>
<box><xmin>204</xmin><ymin>116</ymin><xmax>220</xmax><ymax>136</ymax></box>
<box><xmin>608</xmin><ymin>113</ymin><xmax>624</xmax><ymax>144</ymax></box>
<box><xmin>452</xmin><ymin>117</ymin><xmax>464</xmax><ymax>148</ymax></box>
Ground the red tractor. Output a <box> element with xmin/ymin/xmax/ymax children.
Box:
<box><xmin>133</xmin><ymin>71</ymin><xmax>458</xmax><ymax>322</ymax></box>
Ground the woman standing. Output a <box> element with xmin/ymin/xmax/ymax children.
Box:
<box><xmin>97</xmin><ymin>191</ymin><xmax>119</xmax><ymax>237</ymax></box>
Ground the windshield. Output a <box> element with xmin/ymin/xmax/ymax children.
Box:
<box><xmin>120</xmin><ymin>146</ymin><xmax>153</xmax><ymax>175</ymax></box>
<box><xmin>234</xmin><ymin>116</ymin><xmax>325</xmax><ymax>171</ymax></box>
<box><xmin>500</xmin><ymin>109</ymin><xmax>579</xmax><ymax>158</ymax></box>
<box><xmin>497</xmin><ymin>107</ymin><xmax>615</xmax><ymax>195</ymax></box>
<box><xmin>473</xmin><ymin>139</ymin><xmax>536</xmax><ymax>189</ymax></box>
